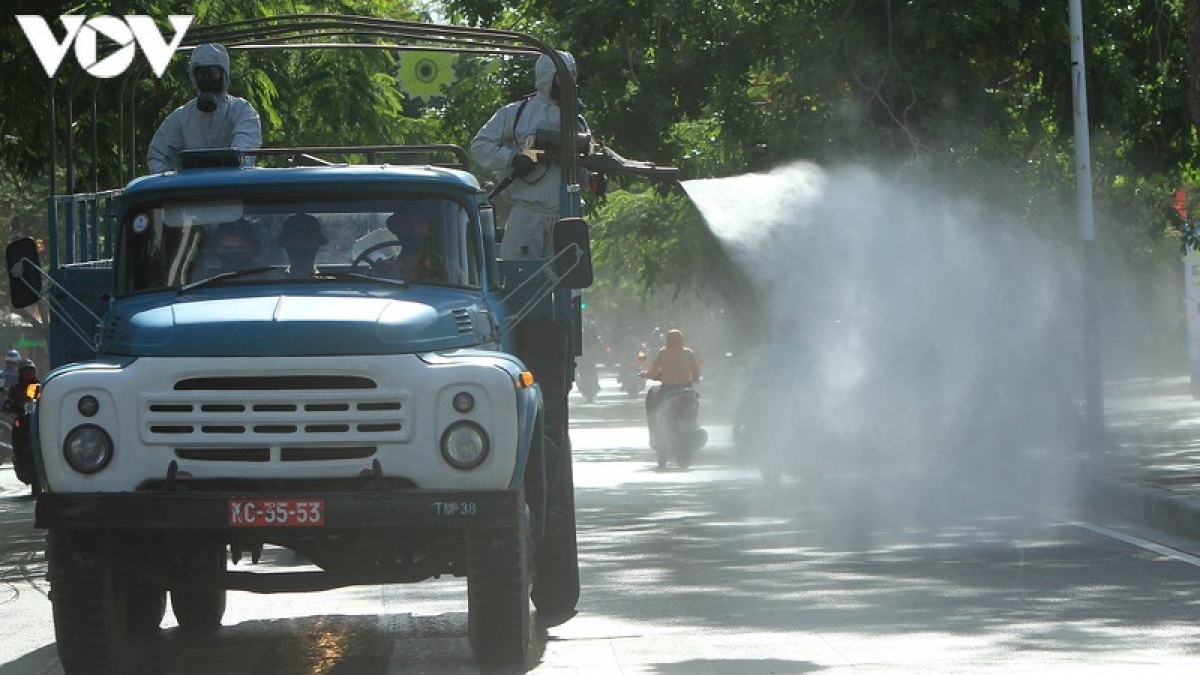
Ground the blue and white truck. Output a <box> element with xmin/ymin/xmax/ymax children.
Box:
<box><xmin>7</xmin><ymin>16</ymin><xmax>596</xmax><ymax>672</ymax></box>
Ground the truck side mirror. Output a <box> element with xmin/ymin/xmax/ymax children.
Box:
<box><xmin>6</xmin><ymin>237</ymin><xmax>42</xmax><ymax>309</ymax></box>
<box><xmin>552</xmin><ymin>217</ymin><xmax>593</xmax><ymax>290</ymax></box>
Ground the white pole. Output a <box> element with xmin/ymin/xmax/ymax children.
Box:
<box><xmin>1068</xmin><ymin>0</ymin><xmax>1106</xmax><ymax>460</ymax></box>
<box><xmin>1069</xmin><ymin>0</ymin><xmax>1096</xmax><ymax>243</ymax></box>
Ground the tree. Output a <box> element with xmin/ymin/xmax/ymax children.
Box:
<box><xmin>441</xmin><ymin>0</ymin><xmax>1195</xmax><ymax>310</ymax></box>
<box><xmin>3</xmin><ymin>2</ymin><xmax>1197</xmax><ymax>311</ymax></box>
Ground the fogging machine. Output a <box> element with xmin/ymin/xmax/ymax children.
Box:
<box><xmin>531</xmin><ymin>128</ymin><xmax>680</xmax><ymax>183</ymax></box>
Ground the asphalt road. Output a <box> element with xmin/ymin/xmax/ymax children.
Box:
<box><xmin>2</xmin><ymin>379</ymin><xmax>1200</xmax><ymax>673</ymax></box>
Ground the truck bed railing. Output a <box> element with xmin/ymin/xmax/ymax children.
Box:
<box><xmin>47</xmin><ymin>14</ymin><xmax>579</xmax><ymax>204</ymax></box>
<box><xmin>9</xmin><ymin>254</ymin><xmax>105</xmax><ymax>358</ymax></box>
<box><xmin>249</xmin><ymin>144</ymin><xmax>470</xmax><ymax>169</ymax></box>
<box><xmin>47</xmin><ymin>190</ymin><xmax>120</xmax><ymax>268</ymax></box>
<box><xmin>500</xmin><ymin>244</ymin><xmax>586</xmax><ymax>334</ymax></box>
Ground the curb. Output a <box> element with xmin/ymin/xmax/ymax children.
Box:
<box><xmin>1089</xmin><ymin>477</ymin><xmax>1200</xmax><ymax>540</ymax></box>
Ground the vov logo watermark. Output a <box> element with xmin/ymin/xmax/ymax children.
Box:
<box><xmin>17</xmin><ymin>15</ymin><xmax>193</xmax><ymax>79</ymax></box>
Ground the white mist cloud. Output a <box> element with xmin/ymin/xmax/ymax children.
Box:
<box><xmin>683</xmin><ymin>160</ymin><xmax>1085</xmax><ymax>532</ymax></box>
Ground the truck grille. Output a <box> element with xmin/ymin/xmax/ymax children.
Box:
<box><xmin>143</xmin><ymin>374</ymin><xmax>409</xmax><ymax>454</ymax></box>
<box><xmin>452</xmin><ymin>308</ymin><xmax>473</xmax><ymax>333</ymax></box>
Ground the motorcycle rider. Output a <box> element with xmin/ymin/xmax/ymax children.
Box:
<box><xmin>147</xmin><ymin>43</ymin><xmax>261</xmax><ymax>173</ymax></box>
<box><xmin>641</xmin><ymin>328</ymin><xmax>702</xmax><ymax>424</ymax></box>
<box><xmin>0</xmin><ymin>349</ymin><xmax>20</xmax><ymax>391</ymax></box>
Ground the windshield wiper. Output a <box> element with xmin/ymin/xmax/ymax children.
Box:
<box><xmin>313</xmin><ymin>271</ymin><xmax>410</xmax><ymax>288</ymax></box>
<box><xmin>179</xmin><ymin>266</ymin><xmax>281</xmax><ymax>292</ymax></box>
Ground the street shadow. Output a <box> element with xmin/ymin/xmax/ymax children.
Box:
<box><xmin>648</xmin><ymin>658</ymin><xmax>820</xmax><ymax>674</ymax></box>
<box><xmin>0</xmin><ymin>610</ymin><xmax>559</xmax><ymax>675</ymax></box>
<box><xmin>571</xmin><ymin>470</ymin><xmax>1200</xmax><ymax>660</ymax></box>
<box><xmin>0</xmin><ymin>644</ymin><xmax>59</xmax><ymax>675</ymax></box>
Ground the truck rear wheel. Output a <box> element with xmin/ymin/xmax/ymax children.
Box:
<box><xmin>531</xmin><ymin>424</ymin><xmax>580</xmax><ymax>622</ymax></box>
<box><xmin>467</xmin><ymin>500</ymin><xmax>532</xmax><ymax>665</ymax></box>
<box><xmin>47</xmin><ymin>530</ymin><xmax>128</xmax><ymax>675</ymax></box>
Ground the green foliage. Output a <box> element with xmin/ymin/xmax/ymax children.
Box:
<box><xmin>2</xmin><ymin>0</ymin><xmax>1198</xmax><ymax>314</ymax></box>
<box><xmin>587</xmin><ymin>185</ymin><xmax>755</xmax><ymax>313</ymax></box>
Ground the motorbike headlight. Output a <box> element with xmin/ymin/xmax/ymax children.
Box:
<box><xmin>63</xmin><ymin>424</ymin><xmax>113</xmax><ymax>474</ymax></box>
<box><xmin>440</xmin><ymin>421</ymin><xmax>489</xmax><ymax>470</ymax></box>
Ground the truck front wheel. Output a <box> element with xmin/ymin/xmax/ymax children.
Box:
<box><xmin>47</xmin><ymin>530</ymin><xmax>128</xmax><ymax>675</ymax></box>
<box><xmin>467</xmin><ymin>499</ymin><xmax>533</xmax><ymax>665</ymax></box>
<box><xmin>170</xmin><ymin>545</ymin><xmax>227</xmax><ymax>633</ymax></box>
<box><xmin>126</xmin><ymin>581</ymin><xmax>167</xmax><ymax>635</ymax></box>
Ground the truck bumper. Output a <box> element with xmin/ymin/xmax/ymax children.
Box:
<box><xmin>35</xmin><ymin>489</ymin><xmax>520</xmax><ymax>531</ymax></box>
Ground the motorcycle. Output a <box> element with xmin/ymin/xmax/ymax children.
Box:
<box><xmin>10</xmin><ymin>404</ymin><xmax>39</xmax><ymax>494</ymax></box>
<box><xmin>648</xmin><ymin>385</ymin><xmax>708</xmax><ymax>470</ymax></box>
<box><xmin>575</xmin><ymin>357</ymin><xmax>599</xmax><ymax>403</ymax></box>
<box><xmin>4</xmin><ymin>362</ymin><xmax>41</xmax><ymax>494</ymax></box>
<box><xmin>618</xmin><ymin>346</ymin><xmax>648</xmax><ymax>397</ymax></box>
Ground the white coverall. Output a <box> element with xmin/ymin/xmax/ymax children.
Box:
<box><xmin>470</xmin><ymin>51</ymin><xmax>593</xmax><ymax>259</ymax></box>
<box><xmin>146</xmin><ymin>43</ymin><xmax>261</xmax><ymax>173</ymax></box>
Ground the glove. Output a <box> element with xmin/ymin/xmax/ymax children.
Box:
<box><xmin>511</xmin><ymin>153</ymin><xmax>536</xmax><ymax>178</ymax></box>
<box><xmin>588</xmin><ymin>172</ymin><xmax>608</xmax><ymax>198</ymax></box>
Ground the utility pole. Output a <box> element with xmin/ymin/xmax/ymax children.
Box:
<box><xmin>1069</xmin><ymin>0</ymin><xmax>1106</xmax><ymax>466</ymax></box>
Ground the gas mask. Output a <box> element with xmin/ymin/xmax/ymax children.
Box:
<box><xmin>549</xmin><ymin>77</ymin><xmax>582</xmax><ymax>109</ymax></box>
<box><xmin>217</xmin><ymin>250</ymin><xmax>256</xmax><ymax>271</ymax></box>
<box><xmin>215</xmin><ymin>236</ymin><xmax>257</xmax><ymax>270</ymax></box>
<box><xmin>194</xmin><ymin>65</ymin><xmax>224</xmax><ymax>113</ymax></box>
<box><xmin>397</xmin><ymin>234</ymin><xmax>423</xmax><ymax>254</ymax></box>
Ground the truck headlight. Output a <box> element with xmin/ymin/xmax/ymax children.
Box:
<box><xmin>452</xmin><ymin>391</ymin><xmax>475</xmax><ymax>413</ymax></box>
<box><xmin>440</xmin><ymin>421</ymin><xmax>489</xmax><ymax>470</ymax></box>
<box><xmin>63</xmin><ymin>424</ymin><xmax>113</xmax><ymax>474</ymax></box>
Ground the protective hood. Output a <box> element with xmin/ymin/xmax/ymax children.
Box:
<box><xmin>535</xmin><ymin>50</ymin><xmax>576</xmax><ymax>101</ymax></box>
<box><xmin>188</xmin><ymin>43</ymin><xmax>231</xmax><ymax>95</ymax></box>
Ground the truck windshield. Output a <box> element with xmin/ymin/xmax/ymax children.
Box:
<box><xmin>114</xmin><ymin>196</ymin><xmax>481</xmax><ymax>295</ymax></box>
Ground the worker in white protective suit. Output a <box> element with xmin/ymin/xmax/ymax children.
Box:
<box><xmin>470</xmin><ymin>50</ymin><xmax>606</xmax><ymax>259</ymax></box>
<box><xmin>147</xmin><ymin>43</ymin><xmax>261</xmax><ymax>173</ymax></box>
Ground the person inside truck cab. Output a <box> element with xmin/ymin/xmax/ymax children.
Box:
<box><xmin>146</xmin><ymin>43</ymin><xmax>261</xmax><ymax>173</ymax></box>
<box><xmin>367</xmin><ymin>209</ymin><xmax>447</xmax><ymax>283</ymax></box>
<box><xmin>209</xmin><ymin>219</ymin><xmax>262</xmax><ymax>272</ymax></box>
<box><xmin>277</xmin><ymin>213</ymin><xmax>328</xmax><ymax>278</ymax></box>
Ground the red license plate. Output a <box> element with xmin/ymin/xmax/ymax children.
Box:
<box><xmin>228</xmin><ymin>499</ymin><xmax>325</xmax><ymax>527</ymax></box>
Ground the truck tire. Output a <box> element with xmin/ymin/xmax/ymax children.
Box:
<box><xmin>171</xmin><ymin>546</ymin><xmax>227</xmax><ymax>633</ymax></box>
<box><xmin>467</xmin><ymin>500</ymin><xmax>532</xmax><ymax>665</ymax></box>
<box><xmin>47</xmin><ymin>530</ymin><xmax>128</xmax><ymax>675</ymax></box>
<box><xmin>12</xmin><ymin>441</ymin><xmax>35</xmax><ymax>487</ymax></box>
<box><xmin>126</xmin><ymin>581</ymin><xmax>167</xmax><ymax>635</ymax></box>
<box><xmin>531</xmin><ymin>427</ymin><xmax>580</xmax><ymax>622</ymax></box>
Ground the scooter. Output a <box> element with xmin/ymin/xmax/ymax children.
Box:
<box><xmin>10</xmin><ymin>401</ymin><xmax>39</xmax><ymax>494</ymax></box>
<box><xmin>618</xmin><ymin>346</ymin><xmax>648</xmax><ymax>396</ymax></box>
<box><xmin>575</xmin><ymin>358</ymin><xmax>599</xmax><ymax>403</ymax></box>
<box><xmin>648</xmin><ymin>385</ymin><xmax>708</xmax><ymax>470</ymax></box>
<box><xmin>733</xmin><ymin>382</ymin><xmax>829</xmax><ymax>488</ymax></box>
<box><xmin>4</xmin><ymin>364</ymin><xmax>41</xmax><ymax>494</ymax></box>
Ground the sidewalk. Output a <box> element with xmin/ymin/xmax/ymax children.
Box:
<box><xmin>1090</xmin><ymin>376</ymin><xmax>1200</xmax><ymax>539</ymax></box>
